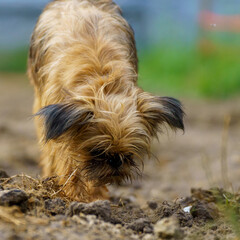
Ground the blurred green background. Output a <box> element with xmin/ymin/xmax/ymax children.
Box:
<box><xmin>0</xmin><ymin>0</ymin><xmax>240</xmax><ymax>99</ymax></box>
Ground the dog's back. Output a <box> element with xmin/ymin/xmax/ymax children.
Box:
<box><xmin>28</xmin><ymin>0</ymin><xmax>138</xmax><ymax>102</ymax></box>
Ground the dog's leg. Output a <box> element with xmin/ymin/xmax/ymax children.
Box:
<box><xmin>87</xmin><ymin>183</ymin><xmax>109</xmax><ymax>202</ymax></box>
<box><xmin>59</xmin><ymin>170</ymin><xmax>109</xmax><ymax>202</ymax></box>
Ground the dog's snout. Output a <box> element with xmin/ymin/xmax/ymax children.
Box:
<box><xmin>108</xmin><ymin>155</ymin><xmax>123</xmax><ymax>169</ymax></box>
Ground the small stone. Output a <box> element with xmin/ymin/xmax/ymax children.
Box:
<box><xmin>115</xmin><ymin>224</ymin><xmax>122</xmax><ymax>229</ymax></box>
<box><xmin>147</xmin><ymin>201</ymin><xmax>158</xmax><ymax>210</ymax></box>
<box><xmin>154</xmin><ymin>216</ymin><xmax>184</xmax><ymax>239</ymax></box>
<box><xmin>183</xmin><ymin>206</ymin><xmax>192</xmax><ymax>213</ymax></box>
<box><xmin>0</xmin><ymin>170</ymin><xmax>9</xmax><ymax>182</ymax></box>
<box><xmin>142</xmin><ymin>233</ymin><xmax>155</xmax><ymax>240</ymax></box>
<box><xmin>210</xmin><ymin>224</ymin><xmax>218</xmax><ymax>231</ymax></box>
<box><xmin>127</xmin><ymin>218</ymin><xmax>153</xmax><ymax>233</ymax></box>
<box><xmin>144</xmin><ymin>226</ymin><xmax>154</xmax><ymax>234</ymax></box>
<box><xmin>0</xmin><ymin>189</ymin><xmax>28</xmax><ymax>206</ymax></box>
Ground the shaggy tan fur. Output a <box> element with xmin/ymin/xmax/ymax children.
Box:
<box><xmin>28</xmin><ymin>0</ymin><xmax>184</xmax><ymax>202</ymax></box>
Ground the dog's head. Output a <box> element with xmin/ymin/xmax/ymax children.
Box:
<box><xmin>36</xmin><ymin>83</ymin><xmax>184</xmax><ymax>186</ymax></box>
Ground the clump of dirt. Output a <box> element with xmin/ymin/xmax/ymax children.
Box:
<box><xmin>67</xmin><ymin>200</ymin><xmax>112</xmax><ymax>220</ymax></box>
<box><xmin>0</xmin><ymin>189</ymin><xmax>28</xmax><ymax>207</ymax></box>
<box><xmin>44</xmin><ymin>198</ymin><xmax>67</xmax><ymax>216</ymax></box>
<box><xmin>0</xmin><ymin>170</ymin><xmax>239</xmax><ymax>239</ymax></box>
<box><xmin>151</xmin><ymin>200</ymin><xmax>194</xmax><ymax>227</ymax></box>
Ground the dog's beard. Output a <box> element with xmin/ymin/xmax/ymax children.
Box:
<box><xmin>81</xmin><ymin>156</ymin><xmax>142</xmax><ymax>186</ymax></box>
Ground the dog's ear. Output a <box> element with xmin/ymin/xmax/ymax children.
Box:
<box><xmin>137</xmin><ymin>93</ymin><xmax>184</xmax><ymax>136</ymax></box>
<box><xmin>35</xmin><ymin>103</ymin><xmax>93</xmax><ymax>141</ymax></box>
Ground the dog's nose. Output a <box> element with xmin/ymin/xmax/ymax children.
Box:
<box><xmin>108</xmin><ymin>155</ymin><xmax>123</xmax><ymax>169</ymax></box>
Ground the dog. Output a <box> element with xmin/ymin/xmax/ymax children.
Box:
<box><xmin>28</xmin><ymin>0</ymin><xmax>184</xmax><ymax>202</ymax></box>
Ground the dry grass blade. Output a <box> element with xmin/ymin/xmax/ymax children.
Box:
<box><xmin>51</xmin><ymin>168</ymin><xmax>78</xmax><ymax>197</ymax></box>
<box><xmin>201</xmin><ymin>154</ymin><xmax>214</xmax><ymax>188</ymax></box>
<box><xmin>221</xmin><ymin>115</ymin><xmax>231</xmax><ymax>191</ymax></box>
<box><xmin>0</xmin><ymin>207</ymin><xmax>25</xmax><ymax>226</ymax></box>
<box><xmin>1</xmin><ymin>173</ymin><xmax>39</xmax><ymax>185</ymax></box>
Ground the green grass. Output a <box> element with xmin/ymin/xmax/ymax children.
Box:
<box><xmin>211</xmin><ymin>188</ymin><xmax>240</xmax><ymax>238</ymax></box>
<box><xmin>138</xmin><ymin>43</ymin><xmax>240</xmax><ymax>98</ymax></box>
<box><xmin>1</xmin><ymin>42</ymin><xmax>240</xmax><ymax>99</ymax></box>
<box><xmin>0</xmin><ymin>47</ymin><xmax>28</xmax><ymax>73</ymax></box>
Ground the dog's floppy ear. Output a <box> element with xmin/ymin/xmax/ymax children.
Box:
<box><xmin>35</xmin><ymin>103</ymin><xmax>93</xmax><ymax>141</ymax></box>
<box><xmin>137</xmin><ymin>92</ymin><xmax>184</xmax><ymax>136</ymax></box>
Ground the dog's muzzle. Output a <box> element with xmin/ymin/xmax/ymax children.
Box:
<box><xmin>107</xmin><ymin>155</ymin><xmax>123</xmax><ymax>169</ymax></box>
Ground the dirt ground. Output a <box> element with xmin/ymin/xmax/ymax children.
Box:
<box><xmin>0</xmin><ymin>73</ymin><xmax>240</xmax><ymax>239</ymax></box>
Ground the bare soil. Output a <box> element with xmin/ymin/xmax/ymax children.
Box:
<box><xmin>0</xmin><ymin>73</ymin><xmax>240</xmax><ymax>239</ymax></box>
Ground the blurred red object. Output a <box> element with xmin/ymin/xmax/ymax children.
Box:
<box><xmin>199</xmin><ymin>10</ymin><xmax>240</xmax><ymax>32</ymax></box>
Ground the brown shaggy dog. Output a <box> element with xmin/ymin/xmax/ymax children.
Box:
<box><xmin>28</xmin><ymin>0</ymin><xmax>184</xmax><ymax>202</ymax></box>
